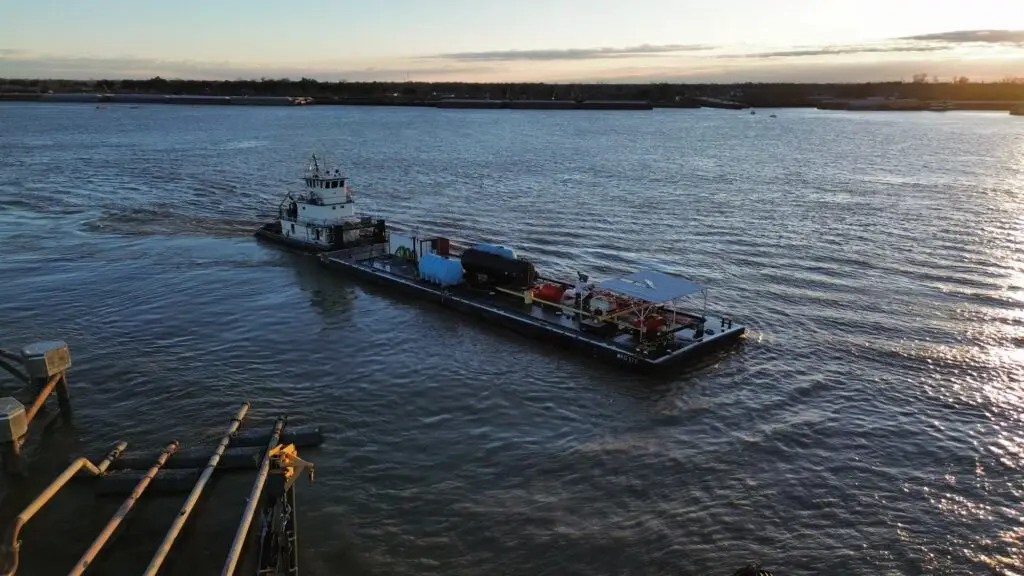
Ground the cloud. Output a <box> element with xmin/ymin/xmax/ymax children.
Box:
<box><xmin>0</xmin><ymin>53</ymin><xmax>496</xmax><ymax>81</ymax></box>
<box><xmin>899</xmin><ymin>29</ymin><xmax>1024</xmax><ymax>46</ymax></box>
<box><xmin>711</xmin><ymin>30</ymin><xmax>1024</xmax><ymax>61</ymax></box>
<box><xmin>434</xmin><ymin>44</ymin><xmax>714</xmax><ymax>62</ymax></box>
<box><xmin>4</xmin><ymin>30</ymin><xmax>1024</xmax><ymax>83</ymax></box>
<box><xmin>571</xmin><ymin>55</ymin><xmax>1024</xmax><ymax>84</ymax></box>
<box><xmin>727</xmin><ymin>44</ymin><xmax>949</xmax><ymax>59</ymax></box>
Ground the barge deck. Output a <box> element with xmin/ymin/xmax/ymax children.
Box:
<box><xmin>311</xmin><ymin>242</ymin><xmax>744</xmax><ymax>373</ymax></box>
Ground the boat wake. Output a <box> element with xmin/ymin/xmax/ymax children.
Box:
<box><xmin>81</xmin><ymin>207</ymin><xmax>259</xmax><ymax>239</ymax></box>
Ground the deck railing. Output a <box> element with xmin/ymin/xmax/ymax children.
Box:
<box><xmin>321</xmin><ymin>243</ymin><xmax>389</xmax><ymax>263</ymax></box>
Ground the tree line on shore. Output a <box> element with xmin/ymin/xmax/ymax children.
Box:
<box><xmin>2</xmin><ymin>76</ymin><xmax>1023</xmax><ymax>106</ymax></box>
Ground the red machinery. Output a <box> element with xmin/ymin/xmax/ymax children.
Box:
<box><xmin>532</xmin><ymin>283</ymin><xmax>566</xmax><ymax>302</ymax></box>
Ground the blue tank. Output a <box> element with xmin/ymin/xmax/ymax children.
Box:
<box><xmin>474</xmin><ymin>243</ymin><xmax>517</xmax><ymax>260</ymax></box>
<box><xmin>418</xmin><ymin>253</ymin><xmax>464</xmax><ymax>287</ymax></box>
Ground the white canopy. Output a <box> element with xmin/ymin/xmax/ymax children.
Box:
<box><xmin>597</xmin><ymin>269</ymin><xmax>704</xmax><ymax>304</ymax></box>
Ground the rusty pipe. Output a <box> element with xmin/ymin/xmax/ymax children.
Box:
<box><xmin>142</xmin><ymin>402</ymin><xmax>250</xmax><ymax>576</ymax></box>
<box><xmin>220</xmin><ymin>417</ymin><xmax>285</xmax><ymax>576</ymax></box>
<box><xmin>24</xmin><ymin>372</ymin><xmax>62</xmax><ymax>424</ymax></box>
<box><xmin>66</xmin><ymin>441</ymin><xmax>178</xmax><ymax>576</ymax></box>
<box><xmin>0</xmin><ymin>441</ymin><xmax>127</xmax><ymax>576</ymax></box>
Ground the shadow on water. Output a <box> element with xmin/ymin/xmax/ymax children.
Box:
<box><xmin>288</xmin><ymin>253</ymin><xmax>359</xmax><ymax>320</ymax></box>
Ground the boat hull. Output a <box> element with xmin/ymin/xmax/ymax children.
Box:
<box><xmin>254</xmin><ymin>223</ymin><xmax>353</xmax><ymax>254</ymax></box>
<box><xmin>317</xmin><ymin>253</ymin><xmax>745</xmax><ymax>375</ymax></box>
<box><xmin>254</xmin><ymin>223</ymin><xmax>323</xmax><ymax>253</ymax></box>
<box><xmin>254</xmin><ymin>225</ymin><xmax>745</xmax><ymax>375</ymax></box>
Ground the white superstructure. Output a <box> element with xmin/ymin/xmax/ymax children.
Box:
<box><xmin>277</xmin><ymin>155</ymin><xmax>378</xmax><ymax>249</ymax></box>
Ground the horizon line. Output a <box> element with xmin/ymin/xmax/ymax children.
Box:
<box><xmin>3</xmin><ymin>76</ymin><xmax>1022</xmax><ymax>86</ymax></box>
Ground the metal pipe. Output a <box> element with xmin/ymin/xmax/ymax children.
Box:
<box><xmin>0</xmin><ymin>441</ymin><xmax>127</xmax><ymax>576</ymax></box>
<box><xmin>24</xmin><ymin>372</ymin><xmax>62</xmax><ymax>424</ymax></box>
<box><xmin>67</xmin><ymin>441</ymin><xmax>178</xmax><ymax>576</ymax></box>
<box><xmin>220</xmin><ymin>417</ymin><xmax>285</xmax><ymax>576</ymax></box>
<box><xmin>141</xmin><ymin>402</ymin><xmax>250</xmax><ymax>576</ymax></box>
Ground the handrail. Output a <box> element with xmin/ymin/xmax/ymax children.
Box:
<box><xmin>141</xmin><ymin>403</ymin><xmax>250</xmax><ymax>576</ymax></box>
<box><xmin>67</xmin><ymin>441</ymin><xmax>178</xmax><ymax>576</ymax></box>
<box><xmin>0</xmin><ymin>441</ymin><xmax>128</xmax><ymax>576</ymax></box>
<box><xmin>220</xmin><ymin>417</ymin><xmax>286</xmax><ymax>576</ymax></box>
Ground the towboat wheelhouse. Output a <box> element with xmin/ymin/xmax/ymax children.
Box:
<box><xmin>260</xmin><ymin>154</ymin><xmax>386</xmax><ymax>251</ymax></box>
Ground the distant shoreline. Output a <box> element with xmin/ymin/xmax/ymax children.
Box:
<box><xmin>1</xmin><ymin>93</ymin><xmax>1020</xmax><ymax>112</ymax></box>
<box><xmin>2</xmin><ymin>77</ymin><xmax>1022</xmax><ymax>111</ymax></box>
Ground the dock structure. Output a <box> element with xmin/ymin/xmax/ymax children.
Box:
<box><xmin>0</xmin><ymin>341</ymin><xmax>74</xmax><ymax>475</ymax></box>
<box><xmin>0</xmin><ymin>347</ymin><xmax>321</xmax><ymax>576</ymax></box>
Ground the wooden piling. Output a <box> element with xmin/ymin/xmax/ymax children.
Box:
<box><xmin>107</xmin><ymin>446</ymin><xmax>264</xmax><ymax>471</ymax></box>
<box><xmin>55</xmin><ymin>374</ymin><xmax>72</xmax><ymax>423</ymax></box>
<box><xmin>105</xmin><ymin>425</ymin><xmax>323</xmax><ymax>469</ymax></box>
<box><xmin>1</xmin><ymin>441</ymin><xmax>22</xmax><ymax>477</ymax></box>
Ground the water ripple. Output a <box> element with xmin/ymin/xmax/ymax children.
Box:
<box><xmin>0</xmin><ymin>103</ymin><xmax>1022</xmax><ymax>575</ymax></box>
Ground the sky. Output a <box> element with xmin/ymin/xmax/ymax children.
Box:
<box><xmin>1</xmin><ymin>0</ymin><xmax>1023</xmax><ymax>83</ymax></box>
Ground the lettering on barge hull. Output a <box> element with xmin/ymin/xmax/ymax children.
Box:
<box><xmin>616</xmin><ymin>353</ymin><xmax>639</xmax><ymax>365</ymax></box>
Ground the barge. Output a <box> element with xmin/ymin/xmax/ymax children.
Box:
<box><xmin>255</xmin><ymin>155</ymin><xmax>745</xmax><ymax>373</ymax></box>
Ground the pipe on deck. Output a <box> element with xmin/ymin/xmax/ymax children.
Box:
<box><xmin>220</xmin><ymin>417</ymin><xmax>286</xmax><ymax>576</ymax></box>
<box><xmin>67</xmin><ymin>441</ymin><xmax>178</xmax><ymax>576</ymax></box>
<box><xmin>0</xmin><ymin>441</ymin><xmax>128</xmax><ymax>576</ymax></box>
<box><xmin>141</xmin><ymin>402</ymin><xmax>250</xmax><ymax>576</ymax></box>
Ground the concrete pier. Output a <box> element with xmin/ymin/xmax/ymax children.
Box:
<box><xmin>0</xmin><ymin>340</ymin><xmax>74</xmax><ymax>475</ymax></box>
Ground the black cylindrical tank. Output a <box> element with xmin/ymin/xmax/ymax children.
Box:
<box><xmin>460</xmin><ymin>248</ymin><xmax>536</xmax><ymax>287</ymax></box>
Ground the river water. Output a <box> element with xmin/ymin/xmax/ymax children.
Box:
<box><xmin>0</xmin><ymin>103</ymin><xmax>1022</xmax><ymax>575</ymax></box>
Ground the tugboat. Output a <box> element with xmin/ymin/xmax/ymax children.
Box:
<box><xmin>254</xmin><ymin>154</ymin><xmax>386</xmax><ymax>252</ymax></box>
<box><xmin>254</xmin><ymin>156</ymin><xmax>746</xmax><ymax>374</ymax></box>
